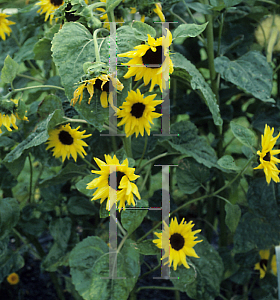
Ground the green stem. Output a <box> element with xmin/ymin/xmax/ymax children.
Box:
<box><xmin>49</xmin><ymin>272</ymin><xmax>65</xmax><ymax>300</ymax></box>
<box><xmin>12</xmin><ymin>229</ymin><xmax>41</xmax><ymax>259</ymax></box>
<box><xmin>111</xmin><ymin>135</ymin><xmax>118</xmax><ymax>153</ymax></box>
<box><xmin>117</xmin><ymin>219</ymin><xmax>127</xmax><ymax>236</ymax></box>
<box><xmin>12</xmin><ymin>85</ymin><xmax>65</xmax><ymax>92</ymax></box>
<box><xmin>217</xmin><ymin>12</ymin><xmax>225</xmax><ymax>57</ymax></box>
<box><xmin>138</xmin><ymin>264</ymin><xmax>161</xmax><ymax>280</ymax></box>
<box><xmin>107</xmin><ymin>9</ymin><xmax>115</xmax><ymax>24</ymax></box>
<box><xmin>28</xmin><ymin>154</ymin><xmax>33</xmax><ymax>203</ymax></box>
<box><xmin>93</xmin><ymin>28</ymin><xmax>108</xmax><ymax>62</ymax></box>
<box><xmin>203</xmin><ymin>0</ymin><xmax>219</xmax><ymax>103</ymax></box>
<box><xmin>136</xmin><ymin>286</ymin><xmax>179</xmax><ymax>293</ymax></box>
<box><xmin>132</xmin><ymin>80</ymin><xmax>144</xmax><ymax>91</ymax></box>
<box><xmin>174</xmin><ymin>290</ymin><xmax>181</xmax><ymax>300</ymax></box>
<box><xmin>137</xmin><ymin>134</ymin><xmax>148</xmax><ymax>169</ymax></box>
<box><xmin>123</xmin><ymin>136</ymin><xmax>133</xmax><ymax>158</ymax></box>
<box><xmin>137</xmin><ymin>154</ymin><xmax>255</xmax><ymax>243</ymax></box>
<box><xmin>80</xmin><ymin>156</ymin><xmax>98</xmax><ymax>170</ymax></box>
<box><xmin>140</xmin><ymin>163</ymin><xmax>152</xmax><ymax>193</ymax></box>
<box><xmin>17</xmin><ymin>73</ymin><xmax>45</xmax><ymax>83</ymax></box>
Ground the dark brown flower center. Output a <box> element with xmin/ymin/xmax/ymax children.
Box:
<box><xmin>142</xmin><ymin>46</ymin><xmax>165</xmax><ymax>68</ymax></box>
<box><xmin>260</xmin><ymin>259</ymin><xmax>268</xmax><ymax>270</ymax></box>
<box><xmin>108</xmin><ymin>171</ymin><xmax>125</xmax><ymax>190</ymax></box>
<box><xmin>59</xmin><ymin>130</ymin><xmax>74</xmax><ymax>145</ymax></box>
<box><xmin>170</xmin><ymin>233</ymin><xmax>184</xmax><ymax>251</ymax></box>
<box><xmin>94</xmin><ymin>79</ymin><xmax>110</xmax><ymax>93</ymax></box>
<box><xmin>51</xmin><ymin>0</ymin><xmax>63</xmax><ymax>7</ymax></box>
<box><xmin>130</xmin><ymin>102</ymin><xmax>145</xmax><ymax>118</ymax></box>
<box><xmin>263</xmin><ymin>151</ymin><xmax>271</xmax><ymax>162</ymax></box>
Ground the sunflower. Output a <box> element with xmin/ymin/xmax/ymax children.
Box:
<box><xmin>254</xmin><ymin>124</ymin><xmax>280</xmax><ymax>184</ymax></box>
<box><xmin>153</xmin><ymin>217</ymin><xmax>202</xmax><ymax>271</ymax></box>
<box><xmin>0</xmin><ymin>13</ymin><xmax>15</xmax><ymax>41</ymax></box>
<box><xmin>96</xmin><ymin>0</ymin><xmax>124</xmax><ymax>30</ymax></box>
<box><xmin>36</xmin><ymin>0</ymin><xmax>64</xmax><ymax>23</ymax></box>
<box><xmin>118</xmin><ymin>28</ymin><xmax>173</xmax><ymax>92</ymax></box>
<box><xmin>254</xmin><ymin>249</ymin><xmax>277</xmax><ymax>279</ymax></box>
<box><xmin>71</xmin><ymin>74</ymin><xmax>124</xmax><ymax>108</ymax></box>
<box><xmin>117</xmin><ymin>89</ymin><xmax>163</xmax><ymax>137</ymax></box>
<box><xmin>0</xmin><ymin>99</ymin><xmax>28</xmax><ymax>134</ymax></box>
<box><xmin>153</xmin><ymin>3</ymin><xmax>165</xmax><ymax>22</ymax></box>
<box><xmin>86</xmin><ymin>154</ymin><xmax>141</xmax><ymax>211</ymax></box>
<box><xmin>7</xmin><ymin>273</ymin><xmax>19</xmax><ymax>285</ymax></box>
<box><xmin>46</xmin><ymin>123</ymin><xmax>92</xmax><ymax>162</ymax></box>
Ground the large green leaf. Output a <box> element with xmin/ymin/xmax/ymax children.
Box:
<box><xmin>0</xmin><ymin>198</ymin><xmax>20</xmax><ymax>240</ymax></box>
<box><xmin>50</xmin><ymin>217</ymin><xmax>72</xmax><ymax>249</ymax></box>
<box><xmin>131</xmin><ymin>21</ymin><xmax>156</xmax><ymax>40</ymax></box>
<box><xmin>69</xmin><ymin>236</ymin><xmax>140</xmax><ymax>300</ymax></box>
<box><xmin>215</xmin><ymin>51</ymin><xmax>274</xmax><ymax>102</ymax></box>
<box><xmin>217</xmin><ymin>155</ymin><xmax>240</xmax><ymax>171</ymax></box>
<box><xmin>230</xmin><ymin>122</ymin><xmax>255</xmax><ymax>149</ymax></box>
<box><xmin>225</xmin><ymin>203</ymin><xmax>241</xmax><ymax>233</ymax></box>
<box><xmin>171</xmin><ymin>235</ymin><xmax>224</xmax><ymax>300</ymax></box>
<box><xmin>159</xmin><ymin>120</ymin><xmax>218</xmax><ymax>168</ymax></box>
<box><xmin>121</xmin><ymin>199</ymin><xmax>149</xmax><ymax>234</ymax></box>
<box><xmin>67</xmin><ymin>196</ymin><xmax>98</xmax><ymax>215</ymax></box>
<box><xmin>176</xmin><ymin>157</ymin><xmax>210</xmax><ymax>194</ymax></box>
<box><xmin>172</xmin><ymin>52</ymin><xmax>222</xmax><ymax>126</ymax></box>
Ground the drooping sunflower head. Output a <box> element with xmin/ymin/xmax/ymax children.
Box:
<box><xmin>71</xmin><ymin>74</ymin><xmax>124</xmax><ymax>108</ymax></box>
<box><xmin>0</xmin><ymin>13</ymin><xmax>15</xmax><ymax>41</ymax></box>
<box><xmin>7</xmin><ymin>273</ymin><xmax>19</xmax><ymax>285</ymax></box>
<box><xmin>118</xmin><ymin>28</ymin><xmax>173</xmax><ymax>92</ymax></box>
<box><xmin>117</xmin><ymin>89</ymin><xmax>163</xmax><ymax>137</ymax></box>
<box><xmin>254</xmin><ymin>124</ymin><xmax>280</xmax><ymax>184</ymax></box>
<box><xmin>153</xmin><ymin>217</ymin><xmax>202</xmax><ymax>271</ymax></box>
<box><xmin>0</xmin><ymin>99</ymin><xmax>28</xmax><ymax>134</ymax></box>
<box><xmin>254</xmin><ymin>249</ymin><xmax>277</xmax><ymax>279</ymax></box>
<box><xmin>46</xmin><ymin>123</ymin><xmax>92</xmax><ymax>162</ymax></box>
<box><xmin>36</xmin><ymin>0</ymin><xmax>64</xmax><ymax>23</ymax></box>
<box><xmin>86</xmin><ymin>154</ymin><xmax>141</xmax><ymax>211</ymax></box>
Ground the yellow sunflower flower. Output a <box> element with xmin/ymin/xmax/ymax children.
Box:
<box><xmin>254</xmin><ymin>249</ymin><xmax>277</xmax><ymax>279</ymax></box>
<box><xmin>0</xmin><ymin>99</ymin><xmax>28</xmax><ymax>134</ymax></box>
<box><xmin>117</xmin><ymin>89</ymin><xmax>163</xmax><ymax>137</ymax></box>
<box><xmin>46</xmin><ymin>123</ymin><xmax>92</xmax><ymax>162</ymax></box>
<box><xmin>0</xmin><ymin>13</ymin><xmax>15</xmax><ymax>41</ymax></box>
<box><xmin>153</xmin><ymin>3</ymin><xmax>165</xmax><ymax>22</ymax></box>
<box><xmin>71</xmin><ymin>74</ymin><xmax>124</xmax><ymax>108</ymax></box>
<box><xmin>153</xmin><ymin>217</ymin><xmax>202</xmax><ymax>271</ymax></box>
<box><xmin>118</xmin><ymin>28</ymin><xmax>173</xmax><ymax>92</ymax></box>
<box><xmin>96</xmin><ymin>0</ymin><xmax>124</xmax><ymax>30</ymax></box>
<box><xmin>7</xmin><ymin>273</ymin><xmax>19</xmax><ymax>285</ymax></box>
<box><xmin>86</xmin><ymin>154</ymin><xmax>141</xmax><ymax>211</ymax></box>
<box><xmin>254</xmin><ymin>124</ymin><xmax>280</xmax><ymax>184</ymax></box>
<box><xmin>36</xmin><ymin>0</ymin><xmax>64</xmax><ymax>23</ymax></box>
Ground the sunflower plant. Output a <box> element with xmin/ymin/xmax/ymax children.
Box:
<box><xmin>1</xmin><ymin>1</ymin><xmax>280</xmax><ymax>300</ymax></box>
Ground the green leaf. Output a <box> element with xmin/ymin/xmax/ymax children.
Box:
<box><xmin>0</xmin><ymin>198</ymin><xmax>20</xmax><ymax>240</ymax></box>
<box><xmin>170</xmin><ymin>235</ymin><xmax>224</xmax><ymax>300</ymax></box>
<box><xmin>41</xmin><ymin>243</ymin><xmax>69</xmax><ymax>272</ymax></box>
<box><xmin>4</xmin><ymin>151</ymin><xmax>28</xmax><ymax>177</ymax></box>
<box><xmin>69</xmin><ymin>236</ymin><xmax>140</xmax><ymax>300</ymax></box>
<box><xmin>51</xmin><ymin>22</ymin><xmax>109</xmax><ymax>131</ymax></box>
<box><xmin>106</xmin><ymin>0</ymin><xmax>122</xmax><ymax>11</ymax></box>
<box><xmin>217</xmin><ymin>155</ymin><xmax>240</xmax><ymax>171</ymax></box>
<box><xmin>1</xmin><ymin>55</ymin><xmax>19</xmax><ymax>84</ymax></box>
<box><xmin>225</xmin><ymin>203</ymin><xmax>241</xmax><ymax>233</ymax></box>
<box><xmin>131</xmin><ymin>21</ymin><xmax>156</xmax><ymax>40</ymax></box>
<box><xmin>37</xmin><ymin>95</ymin><xmax>63</xmax><ymax>119</ymax></box>
<box><xmin>176</xmin><ymin>158</ymin><xmax>210</xmax><ymax>194</ymax></box>
<box><xmin>230</xmin><ymin>122</ymin><xmax>255</xmax><ymax>148</ymax></box>
<box><xmin>173</xmin><ymin>23</ymin><xmax>208</xmax><ymax>40</ymax></box>
<box><xmin>50</xmin><ymin>217</ymin><xmax>72</xmax><ymax>249</ymax></box>
<box><xmin>159</xmin><ymin>120</ymin><xmax>218</xmax><ymax>169</ymax></box>
<box><xmin>215</xmin><ymin>51</ymin><xmax>274</xmax><ymax>102</ymax></box>
<box><xmin>172</xmin><ymin>52</ymin><xmax>222</xmax><ymax>126</ymax></box>
<box><xmin>136</xmin><ymin>240</ymin><xmax>159</xmax><ymax>255</ymax></box>
<box><xmin>76</xmin><ymin>174</ymin><xmax>98</xmax><ymax>197</ymax></box>
<box><xmin>100</xmin><ymin>200</ymin><xmax>110</xmax><ymax>218</ymax></box>
<box><xmin>67</xmin><ymin>196</ymin><xmax>98</xmax><ymax>215</ymax></box>
<box><xmin>3</xmin><ymin>111</ymin><xmax>59</xmax><ymax>163</ymax></box>
<box><xmin>39</xmin><ymin>163</ymin><xmax>88</xmax><ymax>188</ymax></box>
<box><xmin>34</xmin><ymin>37</ymin><xmax>52</xmax><ymax>60</ymax></box>
<box><xmin>121</xmin><ymin>199</ymin><xmax>149</xmax><ymax>235</ymax></box>
<box><xmin>14</xmin><ymin>36</ymin><xmax>37</xmax><ymax>62</ymax></box>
